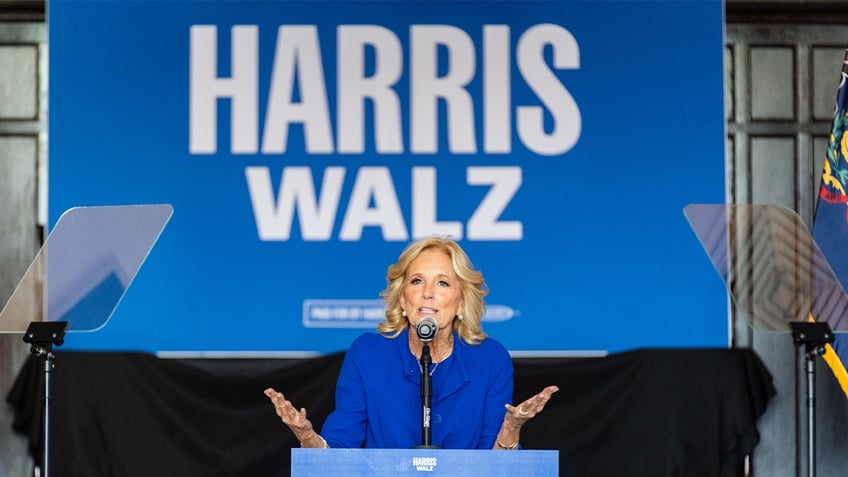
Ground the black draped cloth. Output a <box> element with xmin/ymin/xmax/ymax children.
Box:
<box><xmin>7</xmin><ymin>348</ymin><xmax>774</xmax><ymax>477</ymax></box>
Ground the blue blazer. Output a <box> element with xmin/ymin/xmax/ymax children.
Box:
<box><xmin>321</xmin><ymin>327</ymin><xmax>514</xmax><ymax>449</ymax></box>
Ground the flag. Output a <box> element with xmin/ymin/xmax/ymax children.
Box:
<box><xmin>812</xmin><ymin>45</ymin><xmax>848</xmax><ymax>398</ymax></box>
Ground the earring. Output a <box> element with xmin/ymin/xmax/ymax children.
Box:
<box><xmin>456</xmin><ymin>314</ymin><xmax>464</xmax><ymax>321</ymax></box>
<box><xmin>402</xmin><ymin>310</ymin><xmax>407</xmax><ymax>317</ymax></box>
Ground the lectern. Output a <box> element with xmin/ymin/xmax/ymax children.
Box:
<box><xmin>291</xmin><ymin>448</ymin><xmax>559</xmax><ymax>476</ymax></box>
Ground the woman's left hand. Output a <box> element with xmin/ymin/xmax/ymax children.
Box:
<box><xmin>504</xmin><ymin>385</ymin><xmax>559</xmax><ymax>426</ymax></box>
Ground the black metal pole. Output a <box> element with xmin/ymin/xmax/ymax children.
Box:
<box><xmin>43</xmin><ymin>352</ymin><xmax>54</xmax><ymax>477</ymax></box>
<box><xmin>805</xmin><ymin>351</ymin><xmax>816</xmax><ymax>477</ymax></box>
<box><xmin>420</xmin><ymin>343</ymin><xmax>433</xmax><ymax>447</ymax></box>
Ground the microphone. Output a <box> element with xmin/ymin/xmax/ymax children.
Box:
<box><xmin>416</xmin><ymin>317</ymin><xmax>438</xmax><ymax>342</ymax></box>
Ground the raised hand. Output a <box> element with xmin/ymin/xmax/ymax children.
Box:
<box><xmin>264</xmin><ymin>388</ymin><xmax>315</xmax><ymax>442</ymax></box>
<box><xmin>494</xmin><ymin>384</ymin><xmax>559</xmax><ymax>449</ymax></box>
<box><xmin>504</xmin><ymin>385</ymin><xmax>560</xmax><ymax>423</ymax></box>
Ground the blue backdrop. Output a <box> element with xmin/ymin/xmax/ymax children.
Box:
<box><xmin>48</xmin><ymin>0</ymin><xmax>727</xmax><ymax>355</ymax></box>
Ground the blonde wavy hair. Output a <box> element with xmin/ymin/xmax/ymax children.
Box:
<box><xmin>377</xmin><ymin>237</ymin><xmax>488</xmax><ymax>345</ymax></box>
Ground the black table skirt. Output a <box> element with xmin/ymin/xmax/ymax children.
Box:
<box><xmin>7</xmin><ymin>348</ymin><xmax>775</xmax><ymax>477</ymax></box>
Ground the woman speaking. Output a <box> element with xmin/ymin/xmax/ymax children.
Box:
<box><xmin>265</xmin><ymin>236</ymin><xmax>558</xmax><ymax>449</ymax></box>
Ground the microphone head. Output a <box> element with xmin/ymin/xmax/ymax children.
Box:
<box><xmin>416</xmin><ymin>317</ymin><xmax>438</xmax><ymax>342</ymax></box>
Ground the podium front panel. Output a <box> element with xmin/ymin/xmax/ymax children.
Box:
<box><xmin>291</xmin><ymin>448</ymin><xmax>559</xmax><ymax>476</ymax></box>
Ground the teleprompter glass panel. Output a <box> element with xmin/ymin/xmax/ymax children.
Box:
<box><xmin>684</xmin><ymin>204</ymin><xmax>848</xmax><ymax>332</ymax></box>
<box><xmin>0</xmin><ymin>204</ymin><xmax>172</xmax><ymax>333</ymax></box>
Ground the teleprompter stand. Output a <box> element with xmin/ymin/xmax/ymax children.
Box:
<box><xmin>0</xmin><ymin>204</ymin><xmax>173</xmax><ymax>477</ymax></box>
<box><xmin>790</xmin><ymin>321</ymin><xmax>835</xmax><ymax>477</ymax></box>
<box><xmin>685</xmin><ymin>204</ymin><xmax>848</xmax><ymax>477</ymax></box>
<box><xmin>23</xmin><ymin>321</ymin><xmax>68</xmax><ymax>477</ymax></box>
